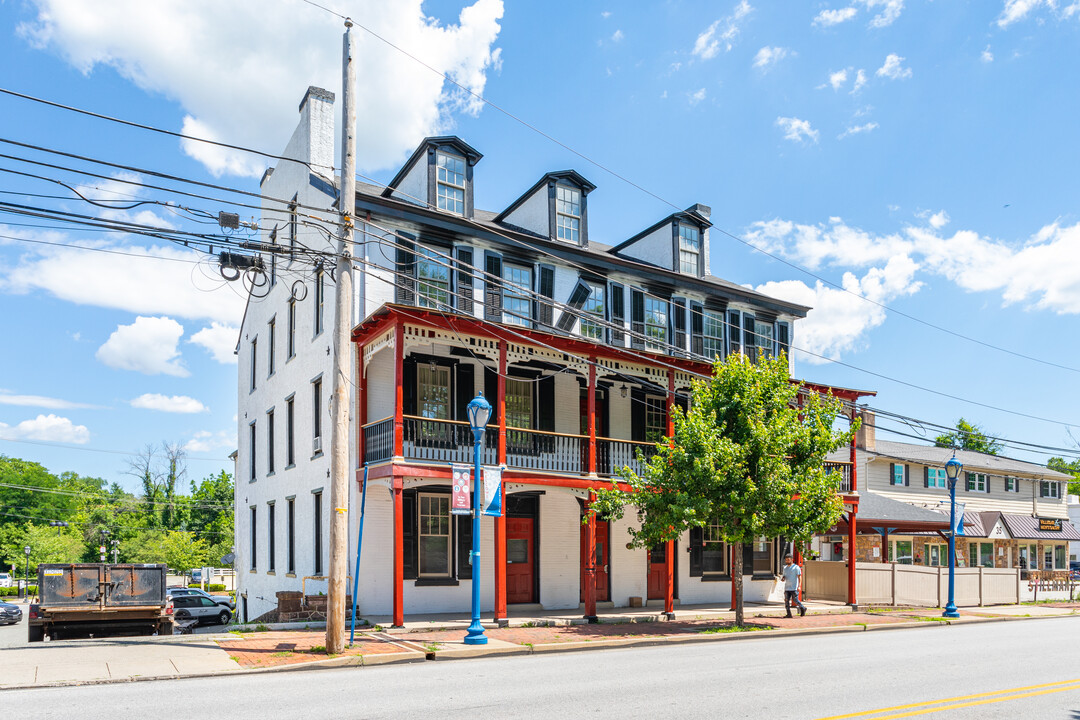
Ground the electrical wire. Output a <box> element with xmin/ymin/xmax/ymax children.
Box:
<box><xmin>0</xmin><ymin>482</ymin><xmax>232</xmax><ymax>510</ymax></box>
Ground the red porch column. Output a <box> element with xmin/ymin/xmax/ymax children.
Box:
<box><xmin>493</xmin><ymin>343</ymin><xmax>508</xmax><ymax>621</ymax></box>
<box><xmin>393</xmin><ymin>323</ymin><xmax>404</xmax><ymax>458</ymax></box>
<box><xmin>584</xmin><ymin>492</ymin><xmax>598</xmax><ymax>622</ymax></box>
<box><xmin>847</xmin><ymin>423</ymin><xmax>858</xmax><ymax>607</ymax></box>
<box><xmin>587</xmin><ymin>359</ymin><xmax>597</xmax><ymax>476</ymax></box>
<box><xmin>392</xmin><ymin>472</ymin><xmax>404</xmax><ymax>627</ymax></box>
<box><xmin>665</xmin><ymin>372</ymin><xmax>676</xmax><ymax>618</ymax></box>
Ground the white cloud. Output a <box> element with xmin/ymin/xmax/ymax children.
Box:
<box><xmin>184</xmin><ymin>429</ymin><xmax>236</xmax><ymax>454</ymax></box>
<box><xmin>776</xmin><ymin>116</ymin><xmax>819</xmax><ymax>144</ymax></box>
<box><xmin>928</xmin><ymin>210</ymin><xmax>950</xmax><ymax>229</ymax></box>
<box><xmin>692</xmin><ymin>1</ymin><xmax>753</xmax><ymax>60</ymax></box>
<box><xmin>981</xmin><ymin>45</ymin><xmax>995</xmax><ymax>63</ymax></box>
<box><xmin>828</xmin><ymin>69</ymin><xmax>849</xmax><ymax>90</ymax></box>
<box><xmin>756</xmin><ymin>257</ymin><xmax>922</xmax><ymax>363</ymax></box>
<box><xmin>0</xmin><ymin>234</ymin><xmax>245</xmax><ymax>325</ymax></box>
<box><xmin>838</xmin><ymin>121</ymin><xmax>879</xmax><ymax>139</ymax></box>
<box><xmin>131</xmin><ymin>393</ymin><xmax>208</xmax><ymax>413</ymax></box>
<box><xmin>189</xmin><ymin>322</ymin><xmax>240</xmax><ymax>365</ymax></box>
<box><xmin>813</xmin><ymin>7</ymin><xmax>858</xmax><ymax>27</ymax></box>
<box><xmin>864</xmin><ymin>0</ymin><xmax>904</xmax><ymax>28</ymax></box>
<box><xmin>753</xmin><ymin>46</ymin><xmax>791</xmax><ymax>70</ymax></box>
<box><xmin>601</xmin><ymin>11</ymin><xmax>612</xmax><ymax>19</ymax></box>
<box><xmin>851</xmin><ymin>68</ymin><xmax>868</xmax><ymax>93</ymax></box>
<box><xmin>689</xmin><ymin>88</ymin><xmax>707</xmax><ymax>105</ymax></box>
<box><xmin>0</xmin><ymin>414</ymin><xmax>90</xmax><ymax>444</ymax></box>
<box><xmin>70</xmin><ymin>172</ymin><xmax>175</xmax><ymax>230</ymax></box>
<box><xmin>876</xmin><ymin>53</ymin><xmax>912</xmax><ymax>80</ymax></box>
<box><xmin>997</xmin><ymin>0</ymin><xmax>1046</xmax><ymax>27</ymax></box>
<box><xmin>96</xmin><ymin>316</ymin><xmax>188</xmax><ymax>377</ymax></box>
<box><xmin>0</xmin><ymin>392</ymin><xmax>99</xmax><ymax>410</ymax></box>
<box><xmin>611</xmin><ymin>29</ymin><xmax>624</xmax><ymax>42</ymax></box>
<box><xmin>17</xmin><ymin>0</ymin><xmax>505</xmax><ymax>178</ymax></box>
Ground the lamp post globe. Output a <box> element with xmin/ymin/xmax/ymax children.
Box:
<box><xmin>942</xmin><ymin>453</ymin><xmax>963</xmax><ymax>619</ymax></box>
<box><xmin>464</xmin><ymin>392</ymin><xmax>491</xmax><ymax>646</ymax></box>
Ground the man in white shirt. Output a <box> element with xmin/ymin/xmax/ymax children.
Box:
<box><xmin>782</xmin><ymin>553</ymin><xmax>806</xmax><ymax>618</ymax></box>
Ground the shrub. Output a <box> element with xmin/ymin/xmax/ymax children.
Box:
<box><xmin>207</xmin><ymin>583</ymin><xmax>226</xmax><ymax>592</ymax></box>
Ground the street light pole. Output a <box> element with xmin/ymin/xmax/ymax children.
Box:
<box><xmin>464</xmin><ymin>393</ymin><xmax>492</xmax><ymax>646</ymax></box>
<box><xmin>23</xmin><ymin>546</ymin><xmax>31</xmax><ymax>599</ymax></box>
<box><xmin>942</xmin><ymin>453</ymin><xmax>963</xmax><ymax>619</ymax></box>
<box><xmin>100</xmin><ymin>529</ymin><xmax>110</xmax><ymax>563</ymax></box>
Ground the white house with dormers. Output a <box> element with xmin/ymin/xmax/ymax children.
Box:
<box><xmin>236</xmin><ymin>86</ymin><xmax>824</xmax><ymax>625</ymax></box>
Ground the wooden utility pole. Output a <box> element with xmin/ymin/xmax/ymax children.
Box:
<box><xmin>326</xmin><ymin>17</ymin><xmax>356</xmax><ymax>655</ymax></box>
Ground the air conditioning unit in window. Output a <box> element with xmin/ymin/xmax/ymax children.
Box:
<box><xmin>313</xmin><ymin>436</ymin><xmax>322</xmax><ymax>454</ymax></box>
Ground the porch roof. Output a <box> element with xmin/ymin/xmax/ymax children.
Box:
<box><xmin>831</xmin><ymin>490</ymin><xmax>953</xmax><ymax>534</ymax></box>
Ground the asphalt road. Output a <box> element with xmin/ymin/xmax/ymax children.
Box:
<box><xmin>4</xmin><ymin>616</ymin><xmax>1079</xmax><ymax>719</ymax></box>
<box><xmin>0</xmin><ymin>606</ymin><xmax>225</xmax><ymax>649</ymax></box>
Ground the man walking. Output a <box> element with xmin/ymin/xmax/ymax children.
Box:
<box><xmin>782</xmin><ymin>553</ymin><xmax>806</xmax><ymax>618</ymax></box>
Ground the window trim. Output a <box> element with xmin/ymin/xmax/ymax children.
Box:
<box><xmin>555</xmin><ymin>184</ymin><xmax>582</xmax><ymax>244</ymax></box>
<box><xmin>677</xmin><ymin>223</ymin><xmax>701</xmax><ymax>275</ymax></box>
<box><xmin>249</xmin><ymin>505</ymin><xmax>257</xmax><ymax>571</ymax></box>
<box><xmin>249</xmin><ymin>336</ymin><xmax>258</xmax><ymax>392</ymax></box>
<box><xmin>266</xmin><ymin>407</ymin><xmax>276</xmax><ymax>476</ymax></box>
<box><xmin>286</xmin><ymin>496</ymin><xmax>296</xmax><ymax>574</ymax></box>
<box><xmin>312</xmin><ymin>375</ymin><xmax>323</xmax><ymax>456</ymax></box>
<box><xmin>285</xmin><ymin>394</ymin><xmax>296</xmax><ymax>468</ymax></box>
<box><xmin>313</xmin><ymin>266</ymin><xmax>325</xmax><ymax>338</ymax></box>
<box><xmin>248</xmin><ymin>421</ymin><xmax>257</xmax><ymax>483</ymax></box>
<box><xmin>436</xmin><ymin>151</ymin><xmax>466</xmax><ymax>216</ymax></box>
<box><xmin>927</xmin><ymin>467</ymin><xmax>947</xmax><ymax>489</ymax></box>
<box><xmin>267</xmin><ymin>316</ymin><xmax>276</xmax><ymax>377</ymax></box>
<box><xmin>312</xmin><ymin>490</ymin><xmax>323</xmax><ymax>576</ymax></box>
<box><xmin>1040</xmin><ymin>480</ymin><xmax>1061</xmax><ymax>499</ymax></box>
<box><xmin>417</xmin><ymin>492</ymin><xmax>453</xmax><ymax>578</ymax></box>
<box><xmin>267</xmin><ymin>501</ymin><xmax>276</xmax><ymax>573</ymax></box>
<box><xmin>501</xmin><ymin>262</ymin><xmax>533</xmax><ymax>327</ymax></box>
<box><xmin>287</xmin><ymin>298</ymin><xmax>297</xmax><ymax>360</ymax></box>
<box><xmin>967</xmin><ymin>472</ymin><xmax>988</xmax><ymax>493</ymax></box>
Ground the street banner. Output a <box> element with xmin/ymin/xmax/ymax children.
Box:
<box><xmin>450</xmin><ymin>464</ymin><xmax>473</xmax><ymax>515</ymax></box>
<box><xmin>482</xmin><ymin>465</ymin><xmax>503</xmax><ymax>517</ymax></box>
<box><xmin>954</xmin><ymin>503</ymin><xmax>966</xmax><ymax>536</ymax></box>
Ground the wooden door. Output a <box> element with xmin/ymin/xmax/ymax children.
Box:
<box><xmin>647</xmin><ymin>544</ymin><xmax>667</xmax><ymax>599</ymax></box>
<box><xmin>506</xmin><ymin>517</ymin><xmax>535</xmax><ymax>604</ymax></box>
<box><xmin>580</xmin><ymin>518</ymin><xmax>610</xmax><ymax>602</ymax></box>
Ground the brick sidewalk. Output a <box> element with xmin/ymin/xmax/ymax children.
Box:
<box><xmin>218</xmin><ymin>631</ymin><xmax>414</xmax><ymax>668</ymax></box>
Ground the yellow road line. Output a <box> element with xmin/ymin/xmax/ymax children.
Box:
<box><xmin>869</xmin><ymin>683</ymin><xmax>1080</xmax><ymax>720</ymax></box>
<box><xmin>813</xmin><ymin>678</ymin><xmax>1080</xmax><ymax>720</ymax></box>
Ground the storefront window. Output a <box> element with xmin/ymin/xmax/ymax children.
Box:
<box><xmin>702</xmin><ymin>520</ymin><xmax>726</xmax><ymax>575</ymax></box>
<box><xmin>752</xmin><ymin>537</ymin><xmax>773</xmax><ymax>575</ymax></box>
<box><xmin>891</xmin><ymin>540</ymin><xmax>913</xmax><ymax>564</ymax></box>
<box><xmin>1044</xmin><ymin>545</ymin><xmax>1054</xmax><ymax>570</ymax></box>
<box><xmin>418</xmin><ymin>494</ymin><xmax>451</xmax><ymax>577</ymax></box>
<box><xmin>1055</xmin><ymin>545</ymin><xmax>1066</xmax><ymax>570</ymax></box>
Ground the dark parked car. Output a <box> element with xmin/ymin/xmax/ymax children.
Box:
<box><xmin>0</xmin><ymin>600</ymin><xmax>23</xmax><ymax>625</ymax></box>
<box><xmin>170</xmin><ymin>595</ymin><xmax>231</xmax><ymax>626</ymax></box>
<box><xmin>166</xmin><ymin>587</ymin><xmax>234</xmax><ymax>610</ymax></box>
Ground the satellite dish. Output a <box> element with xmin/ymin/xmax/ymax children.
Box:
<box><xmin>221</xmin><ymin>552</ymin><xmax>235</xmax><ymax>565</ymax></box>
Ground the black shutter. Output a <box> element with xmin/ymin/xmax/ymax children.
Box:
<box><xmin>456</xmin><ymin>514</ymin><xmax>472</xmax><ymax>580</ymax></box>
<box><xmin>964</xmin><ymin>471</ymin><xmax>970</xmax><ymax>492</ymax></box>
<box><xmin>728</xmin><ymin>310</ymin><xmax>741</xmax><ymax>355</ymax></box>
<box><xmin>630</xmin><ymin>387</ymin><xmax>646</xmax><ymax>442</ymax></box>
<box><xmin>743</xmin><ymin>544</ymin><xmax>753</xmax><ymax>575</ymax></box>
<box><xmin>395</xmin><ymin>235</ymin><xmax>417</xmax><ymax>305</ymax></box>
<box><xmin>455</xmin><ymin>363</ymin><xmax>475</xmax><ymax>422</ymax></box>
<box><xmin>538</xmin><ymin>375</ymin><xmax>555</xmax><ymax>432</ymax></box>
<box><xmin>402</xmin><ymin>489</ymin><xmax>417</xmax><ymax>580</ymax></box>
<box><xmin>777</xmin><ymin>322</ymin><xmax>790</xmax><ymax>357</ymax></box>
<box><xmin>484</xmin><ymin>366</ymin><xmax>498</xmax><ymax>425</ymax></box>
<box><xmin>455</xmin><ymin>247</ymin><xmax>474</xmax><ymax>315</ymax></box>
<box><xmin>403</xmin><ymin>356</ymin><xmax>418</xmax><ymax>416</ymax></box>
<box><xmin>743</xmin><ymin>314</ymin><xmax>757</xmax><ymax>361</ymax></box>
<box><xmin>986</xmin><ymin>476</ymin><xmax>991</xmax><ymax>494</ymax></box>
<box><xmin>557</xmin><ymin>280</ymin><xmax>591</xmax><ymax>332</ymax></box>
<box><xmin>924</xmin><ymin>466</ymin><xmax>929</xmax><ymax>488</ymax></box>
<box><xmin>484</xmin><ymin>252</ymin><xmax>502</xmax><ymax>322</ymax></box>
<box><xmin>672</xmin><ymin>298</ymin><xmax>687</xmax><ymax>354</ymax></box>
<box><xmin>610</xmin><ymin>283</ymin><xmax>625</xmax><ymax>346</ymax></box>
<box><xmin>689</xmin><ymin>526</ymin><xmax>703</xmax><ymax>577</ymax></box>
<box><xmin>630</xmin><ymin>289</ymin><xmax>645</xmax><ymax>350</ymax></box>
<box><xmin>904</xmin><ymin>464</ymin><xmax>910</xmax><ymax>487</ymax></box>
<box><xmin>538</xmin><ymin>265</ymin><xmax>555</xmax><ymax>327</ymax></box>
<box><xmin>690</xmin><ymin>302</ymin><xmax>704</xmax><ymax>357</ymax></box>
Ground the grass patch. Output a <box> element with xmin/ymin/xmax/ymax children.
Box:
<box><xmin>853</xmin><ymin>622</ymin><xmax>867</xmax><ymax>628</ymax></box>
<box><xmin>271</xmin><ymin>651</ymin><xmax>294</xmax><ymax>658</ymax></box>
<box><xmin>308</xmin><ymin>645</ymin><xmax>327</xmax><ymax>654</ymax></box>
<box><xmin>698</xmin><ymin>624</ymin><xmax>770</xmax><ymax>635</ymax></box>
<box><xmin>423</xmin><ymin>642</ymin><xmax>442</xmax><ymax>653</ymax></box>
<box><xmin>520</xmin><ymin>642</ymin><xmax>534</xmax><ymax>649</ymax></box>
<box><xmin>912</xmin><ymin>616</ymin><xmax>950</xmax><ymax>623</ymax></box>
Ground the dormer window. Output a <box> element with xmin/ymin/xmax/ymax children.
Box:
<box><xmin>679</xmin><ymin>224</ymin><xmax>701</xmax><ymax>275</ymax></box>
<box><xmin>436</xmin><ymin>152</ymin><xmax>466</xmax><ymax>215</ymax></box>
<box><xmin>556</xmin><ymin>186</ymin><xmax>581</xmax><ymax>243</ymax></box>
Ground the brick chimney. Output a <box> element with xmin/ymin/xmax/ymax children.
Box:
<box><xmin>856</xmin><ymin>409</ymin><xmax>875</xmax><ymax>451</ymax></box>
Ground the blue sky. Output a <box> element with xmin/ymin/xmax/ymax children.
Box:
<box><xmin>1</xmin><ymin>0</ymin><xmax>1078</xmax><ymax>490</ymax></box>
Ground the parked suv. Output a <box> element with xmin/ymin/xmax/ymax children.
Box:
<box><xmin>170</xmin><ymin>595</ymin><xmax>231</xmax><ymax>626</ymax></box>
<box><xmin>166</xmin><ymin>587</ymin><xmax>234</xmax><ymax>610</ymax></box>
<box><xmin>0</xmin><ymin>572</ymin><xmax>12</xmax><ymax>588</ymax></box>
<box><xmin>0</xmin><ymin>600</ymin><xmax>22</xmax><ymax>625</ymax></box>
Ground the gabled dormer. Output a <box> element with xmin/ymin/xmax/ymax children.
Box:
<box><xmin>609</xmin><ymin>204</ymin><xmax>712</xmax><ymax>278</ymax></box>
<box><xmin>494</xmin><ymin>170</ymin><xmax>596</xmax><ymax>247</ymax></box>
<box><xmin>382</xmin><ymin>136</ymin><xmax>482</xmax><ymax>218</ymax></box>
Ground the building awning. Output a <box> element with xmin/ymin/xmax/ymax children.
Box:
<box><xmin>828</xmin><ymin>491</ymin><xmax>952</xmax><ymax>534</ymax></box>
<box><xmin>999</xmin><ymin>514</ymin><xmax>1080</xmax><ymax>541</ymax></box>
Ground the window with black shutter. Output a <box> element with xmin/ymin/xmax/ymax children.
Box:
<box><xmin>630</xmin><ymin>387</ymin><xmax>646</xmax><ymax>442</ymax></box>
<box><xmin>538</xmin><ymin>375</ymin><xmax>555</xmax><ymax>432</ymax></box>
<box><xmin>609</xmin><ymin>283</ymin><xmax>625</xmax><ymax>346</ymax></box>
<box><xmin>672</xmin><ymin>297</ymin><xmax>687</xmax><ymax>354</ymax></box>
<box><xmin>743</xmin><ymin>314</ymin><xmax>757</xmax><ymax>361</ymax></box>
<box><xmin>557</xmin><ymin>280</ymin><xmax>592</xmax><ymax>332</ymax></box>
<box><xmin>727</xmin><ymin>310</ymin><xmax>741</xmax><ymax>355</ymax></box>
<box><xmin>402</xmin><ymin>489</ymin><xmax>418</xmax><ymax>580</ymax></box>
<box><xmin>776</xmin><ymin>321</ymin><xmax>790</xmax><ymax>357</ymax></box>
<box><xmin>537</xmin><ymin>265</ymin><xmax>555</xmax><ymax>327</ymax></box>
<box><xmin>689</xmin><ymin>526</ymin><xmax>703</xmax><ymax>577</ymax></box>
<box><xmin>454</xmin><ymin>363</ymin><xmax>475</xmax><ymax>422</ymax></box>
<box><xmin>484</xmin><ymin>252</ymin><xmax>503</xmax><ymax>322</ymax></box>
<box><xmin>455</xmin><ymin>247</ymin><xmax>474</xmax><ymax>315</ymax></box>
<box><xmin>456</xmin><ymin>514</ymin><xmax>472</xmax><ymax>579</ymax></box>
<box><xmin>690</xmin><ymin>302</ymin><xmax>704</xmax><ymax>357</ymax></box>
<box><xmin>395</xmin><ymin>234</ymin><xmax>417</xmax><ymax>305</ymax></box>
<box><xmin>484</xmin><ymin>366</ymin><xmax>499</xmax><ymax>425</ymax></box>
<box><xmin>630</xmin><ymin>289</ymin><xmax>645</xmax><ymax>350</ymax></box>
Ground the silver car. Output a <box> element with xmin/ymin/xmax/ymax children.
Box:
<box><xmin>170</xmin><ymin>595</ymin><xmax>232</xmax><ymax>626</ymax></box>
<box><xmin>167</xmin><ymin>587</ymin><xmax>234</xmax><ymax>610</ymax></box>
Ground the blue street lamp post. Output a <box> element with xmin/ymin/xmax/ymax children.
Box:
<box><xmin>942</xmin><ymin>453</ymin><xmax>964</xmax><ymax>619</ymax></box>
<box><xmin>464</xmin><ymin>393</ymin><xmax>492</xmax><ymax>645</ymax></box>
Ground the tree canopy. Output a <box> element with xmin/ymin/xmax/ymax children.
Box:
<box><xmin>1047</xmin><ymin>457</ymin><xmax>1080</xmax><ymax>497</ymax></box>
<box><xmin>591</xmin><ymin>353</ymin><xmax>855</xmax><ymax>625</ymax></box>
<box><xmin>933</xmin><ymin>418</ymin><xmax>1003</xmax><ymax>455</ymax></box>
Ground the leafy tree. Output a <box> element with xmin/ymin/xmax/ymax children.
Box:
<box><xmin>2</xmin><ymin>523</ymin><xmax>85</xmax><ymax>577</ymax></box>
<box><xmin>0</xmin><ymin>456</ymin><xmax>80</xmax><ymax>524</ymax></box>
<box><xmin>933</xmin><ymin>418</ymin><xmax>1003</xmax><ymax>456</ymax></box>
<box><xmin>1047</xmin><ymin>457</ymin><xmax>1080</xmax><ymax>497</ymax></box>
<box><xmin>592</xmin><ymin>353</ymin><xmax>855</xmax><ymax>626</ymax></box>
<box><xmin>119</xmin><ymin>530</ymin><xmax>209</xmax><ymax>571</ymax></box>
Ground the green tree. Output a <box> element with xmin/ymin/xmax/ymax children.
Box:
<box><xmin>2</xmin><ymin>523</ymin><xmax>85</xmax><ymax>577</ymax></box>
<box><xmin>1047</xmin><ymin>457</ymin><xmax>1080</xmax><ymax>497</ymax></box>
<box><xmin>119</xmin><ymin>529</ymin><xmax>209</xmax><ymax>571</ymax></box>
<box><xmin>592</xmin><ymin>354</ymin><xmax>854</xmax><ymax>626</ymax></box>
<box><xmin>933</xmin><ymin>418</ymin><xmax>1003</xmax><ymax>455</ymax></box>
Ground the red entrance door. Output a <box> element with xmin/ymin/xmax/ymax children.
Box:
<box><xmin>647</xmin><ymin>544</ymin><xmax>667</xmax><ymax>600</ymax></box>
<box><xmin>580</xmin><ymin>518</ymin><xmax>610</xmax><ymax>602</ymax></box>
<box><xmin>506</xmin><ymin>517</ymin><xmax>535</xmax><ymax>604</ymax></box>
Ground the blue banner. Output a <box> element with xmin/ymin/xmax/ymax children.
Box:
<box><xmin>482</xmin><ymin>465</ymin><xmax>503</xmax><ymax>517</ymax></box>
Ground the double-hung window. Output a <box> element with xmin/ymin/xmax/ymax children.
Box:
<box><xmin>967</xmin><ymin>472</ymin><xmax>988</xmax><ymax>492</ymax></box>
<box><xmin>751</xmin><ymin>537</ymin><xmax>773</xmax><ymax>575</ymax></box>
<box><xmin>417</xmin><ymin>247</ymin><xmax>451</xmax><ymax>308</ymax></box>
<box><xmin>248</xmin><ymin>422</ymin><xmax>257</xmax><ymax>482</ymax></box>
<box><xmin>927</xmin><ymin>467</ymin><xmax>947</xmax><ymax>488</ymax></box>
<box><xmin>703</xmin><ymin>310</ymin><xmax>724</xmax><ymax>359</ymax></box>
<box><xmin>643</xmin><ymin>297</ymin><xmax>668</xmax><ymax>351</ymax></box>
<box><xmin>418</xmin><ymin>494</ymin><xmax>451</xmax><ymax>577</ymax></box>
<box><xmin>313</xmin><ymin>491</ymin><xmax>323</xmax><ymax>575</ymax></box>
<box><xmin>892</xmin><ymin>465</ymin><xmax>906</xmax><ymax>486</ymax></box>
<box><xmin>287</xmin><ymin>299</ymin><xmax>297</xmax><ymax>359</ymax></box>
<box><xmin>436</xmin><ymin>152</ymin><xmax>466</xmax><ymax>215</ymax></box>
<box><xmin>556</xmin><ymin>186</ymin><xmax>581</xmax><ymax>243</ymax></box>
<box><xmin>417</xmin><ymin>364</ymin><xmax>451</xmax><ymax>443</ymax></box>
<box><xmin>267</xmin><ymin>409</ymin><xmax>275</xmax><ymax>475</ymax></box>
<box><xmin>267</xmin><ymin>502</ymin><xmax>276</xmax><ymax>573</ymax></box>
<box><xmin>644</xmin><ymin>396</ymin><xmax>667</xmax><ymax>443</ymax></box>
<box><xmin>502</xmin><ymin>264</ymin><xmax>532</xmax><ymax>326</ymax></box>
<box><xmin>678</xmin><ymin>224</ymin><xmax>700</xmax><ymax>275</ymax></box>
<box><xmin>1055</xmin><ymin>545</ymin><xmax>1066</xmax><ymax>569</ymax></box>
<box><xmin>754</xmin><ymin>320</ymin><xmax>774</xmax><ymax>358</ymax></box>
<box><xmin>312</xmin><ymin>378</ymin><xmax>322</xmax><ymax>453</ymax></box>
<box><xmin>285</xmin><ymin>396</ymin><xmax>295</xmax><ymax>467</ymax></box>
<box><xmin>1005</xmin><ymin>477</ymin><xmax>1019</xmax><ymax>492</ymax></box>
<box><xmin>249</xmin><ymin>506</ymin><xmax>257</xmax><ymax>570</ymax></box>
<box><xmin>250</xmin><ymin>338</ymin><xmax>257</xmax><ymax>391</ymax></box>
<box><xmin>702</xmin><ymin>520</ymin><xmax>727</xmax><ymax>575</ymax></box>
<box><xmin>504</xmin><ymin>378</ymin><xmax>533</xmax><ymax>453</ymax></box>
<box><xmin>267</xmin><ymin>318</ymin><xmax>276</xmax><ymax>376</ymax></box>
<box><xmin>578</xmin><ymin>282</ymin><xmax>605</xmax><ymax>340</ymax></box>
<box><xmin>314</xmin><ymin>267</ymin><xmax>324</xmax><ymax>336</ymax></box>
<box><xmin>1040</xmin><ymin>480</ymin><xmax>1061</xmax><ymax>498</ymax></box>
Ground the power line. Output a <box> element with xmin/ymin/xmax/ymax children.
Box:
<box><xmin>0</xmin><ymin>436</ymin><xmax>231</xmax><ymax>462</ymax></box>
<box><xmin>0</xmin><ymin>508</ymin><xmax>233</xmax><ymax>537</ymax></box>
<box><xmin>0</xmin><ymin>481</ymin><xmax>232</xmax><ymax>510</ymax></box>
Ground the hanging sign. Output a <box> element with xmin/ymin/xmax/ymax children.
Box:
<box><xmin>450</xmin><ymin>464</ymin><xmax>473</xmax><ymax>515</ymax></box>
<box><xmin>482</xmin><ymin>465</ymin><xmax>503</xmax><ymax>517</ymax></box>
<box><xmin>953</xmin><ymin>504</ymin><xmax>966</xmax><ymax>536</ymax></box>
<box><xmin>1038</xmin><ymin>518</ymin><xmax>1062</xmax><ymax>532</ymax></box>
